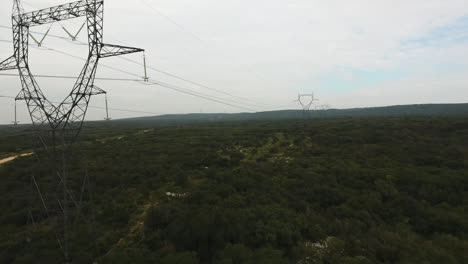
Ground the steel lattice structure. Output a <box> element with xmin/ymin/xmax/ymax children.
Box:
<box><xmin>1</xmin><ymin>0</ymin><xmax>143</xmax><ymax>135</ymax></box>
<box><xmin>297</xmin><ymin>93</ymin><xmax>318</xmax><ymax>113</ymax></box>
<box><xmin>0</xmin><ymin>0</ymin><xmax>145</xmax><ymax>259</ymax></box>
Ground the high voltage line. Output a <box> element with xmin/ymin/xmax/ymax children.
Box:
<box><xmin>0</xmin><ymin>38</ymin><xmax>256</xmax><ymax>111</ymax></box>
<box><xmin>0</xmin><ymin>73</ymin><xmax>142</xmax><ymax>82</ymax></box>
<box><xmin>133</xmin><ymin>0</ymin><xmax>276</xmax><ymax>99</ymax></box>
<box><xmin>118</xmin><ymin>56</ymin><xmax>274</xmax><ymax>108</ymax></box>
<box><xmin>45</xmin><ymin>46</ymin><xmax>256</xmax><ymax>111</ymax></box>
<box><xmin>0</xmin><ymin>24</ymin><xmax>281</xmax><ymax>109</ymax></box>
<box><xmin>143</xmin><ymin>81</ymin><xmax>255</xmax><ymax>111</ymax></box>
<box><xmin>0</xmin><ymin>71</ymin><xmax>255</xmax><ymax>112</ymax></box>
<box><xmin>0</xmin><ymin>32</ymin><xmax>263</xmax><ymax>109</ymax></box>
<box><xmin>138</xmin><ymin>0</ymin><xmax>202</xmax><ymax>42</ymax></box>
<box><xmin>4</xmin><ymin>1</ymin><xmax>287</xmax><ymax>109</ymax></box>
<box><xmin>0</xmin><ymin>93</ymin><xmax>163</xmax><ymax>116</ymax></box>
<box><xmin>1</xmin><ymin>23</ymin><xmax>241</xmax><ymax>102</ymax></box>
<box><xmin>1</xmin><ymin>1</ymin><xmax>296</xmax><ymax>111</ymax></box>
<box><xmin>22</xmin><ymin>0</ymin><xmax>202</xmax><ymax>42</ymax></box>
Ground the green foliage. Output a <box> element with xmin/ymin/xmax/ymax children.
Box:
<box><xmin>1</xmin><ymin>117</ymin><xmax>468</xmax><ymax>263</ymax></box>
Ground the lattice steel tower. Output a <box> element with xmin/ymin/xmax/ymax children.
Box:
<box><xmin>0</xmin><ymin>0</ymin><xmax>145</xmax><ymax>260</ymax></box>
<box><xmin>296</xmin><ymin>93</ymin><xmax>318</xmax><ymax>118</ymax></box>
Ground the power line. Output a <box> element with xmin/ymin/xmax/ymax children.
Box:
<box><xmin>0</xmin><ymin>54</ymin><xmax>254</xmax><ymax>113</ymax></box>
<box><xmin>1</xmin><ymin>25</ymin><xmax>278</xmax><ymax>108</ymax></box>
<box><xmin>16</xmin><ymin>17</ymin><xmax>252</xmax><ymax>109</ymax></box>
<box><xmin>142</xmin><ymin>80</ymin><xmax>254</xmax><ymax>112</ymax></box>
<box><xmin>138</xmin><ymin>0</ymin><xmax>202</xmax><ymax>42</ymax></box>
<box><xmin>0</xmin><ymin>39</ymin><xmax>257</xmax><ymax>111</ymax></box>
<box><xmin>118</xmin><ymin>56</ymin><xmax>272</xmax><ymax>107</ymax></box>
<box><xmin>2</xmin><ymin>22</ymin><xmax>273</xmax><ymax>108</ymax></box>
<box><xmin>46</xmin><ymin>35</ymin><xmax>264</xmax><ymax>107</ymax></box>
<box><xmin>88</xmin><ymin>105</ymin><xmax>162</xmax><ymax>115</ymax></box>
<box><xmin>135</xmin><ymin>2</ymin><xmax>279</xmax><ymax>102</ymax></box>
<box><xmin>1</xmin><ymin>4</ymin><xmax>291</xmax><ymax>110</ymax></box>
<box><xmin>32</xmin><ymin>44</ymin><xmax>257</xmax><ymax>111</ymax></box>
<box><xmin>0</xmin><ymin>94</ymin><xmax>163</xmax><ymax>115</ymax></box>
<box><xmin>0</xmin><ymin>73</ymin><xmax>142</xmax><ymax>82</ymax></box>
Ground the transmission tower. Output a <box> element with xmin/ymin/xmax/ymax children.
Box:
<box><xmin>12</xmin><ymin>102</ymin><xmax>19</xmax><ymax>125</ymax></box>
<box><xmin>319</xmin><ymin>104</ymin><xmax>330</xmax><ymax>110</ymax></box>
<box><xmin>0</xmin><ymin>0</ymin><xmax>145</xmax><ymax>260</ymax></box>
<box><xmin>315</xmin><ymin>104</ymin><xmax>330</xmax><ymax>117</ymax></box>
<box><xmin>104</xmin><ymin>93</ymin><xmax>111</xmax><ymax>120</ymax></box>
<box><xmin>12</xmin><ymin>96</ymin><xmax>19</xmax><ymax>126</ymax></box>
<box><xmin>11</xmin><ymin>90</ymin><xmax>24</xmax><ymax>126</ymax></box>
<box><xmin>296</xmin><ymin>93</ymin><xmax>318</xmax><ymax>119</ymax></box>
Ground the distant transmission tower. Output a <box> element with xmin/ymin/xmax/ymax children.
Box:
<box><xmin>104</xmin><ymin>93</ymin><xmax>111</xmax><ymax>121</ymax></box>
<box><xmin>296</xmin><ymin>93</ymin><xmax>318</xmax><ymax>119</ymax></box>
<box><xmin>12</xmin><ymin>96</ymin><xmax>20</xmax><ymax>126</ymax></box>
<box><xmin>0</xmin><ymin>0</ymin><xmax>145</xmax><ymax>260</ymax></box>
<box><xmin>315</xmin><ymin>104</ymin><xmax>330</xmax><ymax>117</ymax></box>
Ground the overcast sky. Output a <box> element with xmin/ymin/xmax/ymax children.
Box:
<box><xmin>1</xmin><ymin>0</ymin><xmax>468</xmax><ymax>123</ymax></box>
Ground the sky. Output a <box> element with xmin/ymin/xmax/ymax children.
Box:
<box><xmin>0</xmin><ymin>0</ymin><xmax>468</xmax><ymax>123</ymax></box>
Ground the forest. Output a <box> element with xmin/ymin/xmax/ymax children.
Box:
<box><xmin>0</xmin><ymin>116</ymin><xmax>467</xmax><ymax>263</ymax></box>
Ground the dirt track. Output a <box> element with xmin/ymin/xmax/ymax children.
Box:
<box><xmin>0</xmin><ymin>153</ymin><xmax>33</xmax><ymax>165</ymax></box>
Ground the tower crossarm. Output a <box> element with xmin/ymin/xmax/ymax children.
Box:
<box><xmin>15</xmin><ymin>0</ymin><xmax>103</xmax><ymax>27</ymax></box>
<box><xmin>99</xmin><ymin>43</ymin><xmax>145</xmax><ymax>58</ymax></box>
<box><xmin>0</xmin><ymin>56</ymin><xmax>17</xmax><ymax>71</ymax></box>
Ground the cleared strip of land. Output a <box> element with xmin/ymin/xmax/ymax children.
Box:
<box><xmin>0</xmin><ymin>153</ymin><xmax>33</xmax><ymax>165</ymax></box>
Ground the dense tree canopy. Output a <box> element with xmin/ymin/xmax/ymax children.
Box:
<box><xmin>0</xmin><ymin>117</ymin><xmax>467</xmax><ymax>263</ymax></box>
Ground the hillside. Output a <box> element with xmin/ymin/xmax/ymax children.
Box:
<box><xmin>0</xmin><ymin>117</ymin><xmax>467</xmax><ymax>263</ymax></box>
<box><xmin>124</xmin><ymin>103</ymin><xmax>468</xmax><ymax>123</ymax></box>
